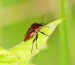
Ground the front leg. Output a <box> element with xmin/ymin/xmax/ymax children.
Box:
<box><xmin>39</xmin><ymin>31</ymin><xmax>50</xmax><ymax>37</ymax></box>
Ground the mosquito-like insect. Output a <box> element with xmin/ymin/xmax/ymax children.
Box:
<box><xmin>24</xmin><ymin>15</ymin><xmax>50</xmax><ymax>53</ymax></box>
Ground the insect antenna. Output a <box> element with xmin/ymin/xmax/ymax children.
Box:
<box><xmin>39</xmin><ymin>15</ymin><xmax>50</xmax><ymax>37</ymax></box>
<box><xmin>40</xmin><ymin>15</ymin><xmax>48</xmax><ymax>25</ymax></box>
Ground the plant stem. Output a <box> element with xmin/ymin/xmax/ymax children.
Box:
<box><xmin>59</xmin><ymin>0</ymin><xmax>69</xmax><ymax>65</ymax></box>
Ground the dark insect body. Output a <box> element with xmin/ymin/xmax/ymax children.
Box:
<box><xmin>24</xmin><ymin>15</ymin><xmax>49</xmax><ymax>53</ymax></box>
<box><xmin>24</xmin><ymin>23</ymin><xmax>43</xmax><ymax>42</ymax></box>
<box><xmin>24</xmin><ymin>23</ymin><xmax>49</xmax><ymax>53</ymax></box>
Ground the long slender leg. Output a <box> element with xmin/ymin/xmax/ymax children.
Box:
<box><xmin>31</xmin><ymin>34</ymin><xmax>38</xmax><ymax>53</ymax></box>
<box><xmin>39</xmin><ymin>31</ymin><xmax>50</xmax><ymax>37</ymax></box>
<box><xmin>35</xmin><ymin>33</ymin><xmax>38</xmax><ymax>49</ymax></box>
<box><xmin>31</xmin><ymin>37</ymin><xmax>36</xmax><ymax>53</ymax></box>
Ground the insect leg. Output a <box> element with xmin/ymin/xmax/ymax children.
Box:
<box><xmin>39</xmin><ymin>31</ymin><xmax>50</xmax><ymax>37</ymax></box>
<box><xmin>31</xmin><ymin>37</ymin><xmax>36</xmax><ymax>53</ymax></box>
<box><xmin>35</xmin><ymin>33</ymin><xmax>38</xmax><ymax>49</ymax></box>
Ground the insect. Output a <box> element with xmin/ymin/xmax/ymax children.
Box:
<box><xmin>24</xmin><ymin>15</ymin><xmax>50</xmax><ymax>53</ymax></box>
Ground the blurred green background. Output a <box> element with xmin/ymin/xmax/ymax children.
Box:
<box><xmin>0</xmin><ymin>0</ymin><xmax>75</xmax><ymax>65</ymax></box>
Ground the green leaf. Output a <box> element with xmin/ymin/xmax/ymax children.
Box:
<box><xmin>0</xmin><ymin>19</ymin><xmax>63</xmax><ymax>65</ymax></box>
